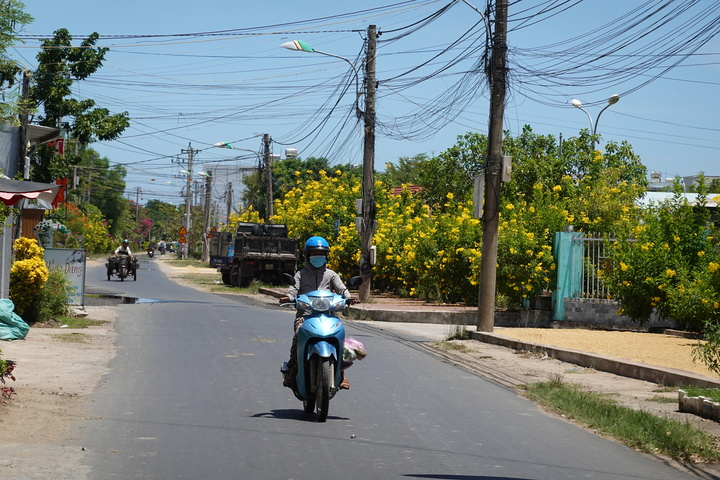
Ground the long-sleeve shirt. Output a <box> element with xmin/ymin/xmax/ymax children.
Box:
<box><xmin>287</xmin><ymin>265</ymin><xmax>350</xmax><ymax>301</ymax></box>
<box><xmin>114</xmin><ymin>245</ymin><xmax>132</xmax><ymax>256</ymax></box>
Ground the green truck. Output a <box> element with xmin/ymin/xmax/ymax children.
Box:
<box><xmin>209</xmin><ymin>223</ymin><xmax>299</xmax><ymax>287</ymax></box>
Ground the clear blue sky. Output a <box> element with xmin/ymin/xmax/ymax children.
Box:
<box><xmin>15</xmin><ymin>0</ymin><xmax>720</xmax><ymax>206</ymax></box>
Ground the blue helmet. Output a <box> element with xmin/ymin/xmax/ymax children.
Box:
<box><xmin>304</xmin><ymin>236</ymin><xmax>330</xmax><ymax>256</ymax></box>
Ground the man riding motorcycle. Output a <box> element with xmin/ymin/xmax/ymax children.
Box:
<box><xmin>114</xmin><ymin>239</ymin><xmax>133</xmax><ymax>258</ymax></box>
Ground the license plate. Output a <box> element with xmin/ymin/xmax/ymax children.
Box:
<box><xmin>265</xmin><ymin>263</ymin><xmax>274</xmax><ymax>270</ymax></box>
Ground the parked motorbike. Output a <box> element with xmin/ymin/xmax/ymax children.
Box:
<box><xmin>280</xmin><ymin>274</ymin><xmax>362</xmax><ymax>422</ymax></box>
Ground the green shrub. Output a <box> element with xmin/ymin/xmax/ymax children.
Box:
<box><xmin>34</xmin><ymin>268</ymin><xmax>72</xmax><ymax>323</ymax></box>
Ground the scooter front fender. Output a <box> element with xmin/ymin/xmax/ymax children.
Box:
<box><xmin>306</xmin><ymin>341</ymin><xmax>337</xmax><ymax>362</ymax></box>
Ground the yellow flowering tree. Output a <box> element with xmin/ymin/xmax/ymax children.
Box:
<box><xmin>222</xmin><ymin>206</ymin><xmax>263</xmax><ymax>232</ymax></box>
<box><xmin>268</xmin><ymin>127</ymin><xmax>649</xmax><ymax>308</ymax></box>
<box><xmin>56</xmin><ymin>202</ymin><xmax>114</xmax><ymax>253</ymax></box>
<box><xmin>603</xmin><ymin>181</ymin><xmax>718</xmax><ymax>330</ymax></box>
<box><xmin>273</xmin><ymin>169</ymin><xmax>362</xmax><ymax>269</ymax></box>
<box><xmin>362</xmin><ymin>190</ymin><xmax>483</xmax><ymax>303</ymax></box>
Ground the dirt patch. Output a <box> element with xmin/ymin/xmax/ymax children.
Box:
<box><xmin>493</xmin><ymin>327</ymin><xmax>719</xmax><ymax>379</ymax></box>
<box><xmin>0</xmin><ymin>305</ymin><xmax>116</xmax><ymax>476</ymax></box>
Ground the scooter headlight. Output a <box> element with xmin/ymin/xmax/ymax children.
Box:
<box><xmin>310</xmin><ymin>297</ymin><xmax>332</xmax><ymax>311</ymax></box>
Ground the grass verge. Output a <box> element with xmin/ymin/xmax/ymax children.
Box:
<box><xmin>51</xmin><ymin>333</ymin><xmax>89</xmax><ymax>343</ymax></box>
<box><xmin>520</xmin><ymin>375</ymin><xmax>720</xmax><ymax>463</ymax></box>
<box><xmin>433</xmin><ymin>340</ymin><xmax>473</xmax><ymax>353</ymax></box>
<box><xmin>683</xmin><ymin>387</ymin><xmax>720</xmax><ymax>403</ymax></box>
<box><xmin>33</xmin><ymin>315</ymin><xmax>107</xmax><ymax>329</ymax></box>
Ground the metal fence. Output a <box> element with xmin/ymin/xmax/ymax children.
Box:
<box><xmin>571</xmin><ymin>233</ymin><xmax>615</xmax><ymax>299</ymax></box>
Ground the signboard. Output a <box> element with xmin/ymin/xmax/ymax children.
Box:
<box><xmin>44</xmin><ymin>248</ymin><xmax>86</xmax><ymax>306</ymax></box>
<box><xmin>179</xmin><ymin>234</ymin><xmax>187</xmax><ymax>244</ymax></box>
<box><xmin>178</xmin><ymin>226</ymin><xmax>187</xmax><ymax>235</ymax></box>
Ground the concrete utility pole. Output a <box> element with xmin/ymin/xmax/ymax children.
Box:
<box><xmin>18</xmin><ymin>70</ymin><xmax>30</xmax><ymax>179</ymax></box>
<box><xmin>181</xmin><ymin>143</ymin><xmax>198</xmax><ymax>259</ymax></box>
<box><xmin>201</xmin><ymin>170</ymin><xmax>213</xmax><ymax>263</ymax></box>
<box><xmin>358</xmin><ymin>24</ymin><xmax>377</xmax><ymax>303</ymax></box>
<box><xmin>135</xmin><ymin>187</ymin><xmax>141</xmax><ymax>221</ymax></box>
<box><xmin>477</xmin><ymin>0</ymin><xmax>508</xmax><ymax>332</ymax></box>
<box><xmin>263</xmin><ymin>133</ymin><xmax>274</xmax><ymax>223</ymax></box>
<box><xmin>226</xmin><ymin>182</ymin><xmax>233</xmax><ymax>223</ymax></box>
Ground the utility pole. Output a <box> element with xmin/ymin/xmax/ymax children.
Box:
<box><xmin>201</xmin><ymin>170</ymin><xmax>212</xmax><ymax>263</ymax></box>
<box><xmin>263</xmin><ymin>133</ymin><xmax>273</xmax><ymax>223</ymax></box>
<box><xmin>477</xmin><ymin>0</ymin><xmax>508</xmax><ymax>332</ymax></box>
<box><xmin>358</xmin><ymin>24</ymin><xmax>377</xmax><ymax>302</ymax></box>
<box><xmin>226</xmin><ymin>182</ymin><xmax>233</xmax><ymax>223</ymax></box>
<box><xmin>18</xmin><ymin>70</ymin><xmax>30</xmax><ymax>179</ymax></box>
<box><xmin>135</xmin><ymin>187</ymin><xmax>141</xmax><ymax>221</ymax></box>
<box><xmin>181</xmin><ymin>143</ymin><xmax>197</xmax><ymax>259</ymax></box>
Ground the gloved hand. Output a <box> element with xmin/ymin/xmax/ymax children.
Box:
<box><xmin>279</xmin><ymin>296</ymin><xmax>290</xmax><ymax>304</ymax></box>
<box><xmin>346</xmin><ymin>296</ymin><xmax>359</xmax><ymax>305</ymax></box>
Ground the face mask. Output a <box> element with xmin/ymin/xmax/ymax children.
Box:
<box><xmin>309</xmin><ymin>255</ymin><xmax>327</xmax><ymax>268</ymax></box>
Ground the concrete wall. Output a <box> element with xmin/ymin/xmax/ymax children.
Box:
<box><xmin>562</xmin><ymin>298</ymin><xmax>676</xmax><ymax>331</ymax></box>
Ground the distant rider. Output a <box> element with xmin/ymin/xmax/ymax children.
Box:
<box><xmin>280</xmin><ymin>236</ymin><xmax>354</xmax><ymax>390</ymax></box>
<box><xmin>114</xmin><ymin>239</ymin><xmax>133</xmax><ymax>257</ymax></box>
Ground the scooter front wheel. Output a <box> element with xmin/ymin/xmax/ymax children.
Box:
<box><xmin>303</xmin><ymin>397</ymin><xmax>315</xmax><ymax>414</ymax></box>
<box><xmin>315</xmin><ymin>358</ymin><xmax>331</xmax><ymax>422</ymax></box>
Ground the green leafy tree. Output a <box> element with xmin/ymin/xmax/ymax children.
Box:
<box><xmin>0</xmin><ymin>1</ymin><xmax>32</xmax><ymax>122</ymax></box>
<box><xmin>416</xmin><ymin>132</ymin><xmax>487</xmax><ymax>207</ymax></box>
<box><xmin>67</xmin><ymin>146</ymin><xmax>128</xmax><ymax>236</ymax></box>
<box><xmin>29</xmin><ymin>28</ymin><xmax>130</xmax><ymax>182</ymax></box>
<box><xmin>379</xmin><ymin>154</ymin><xmax>429</xmax><ymax>187</ymax></box>
<box><xmin>144</xmin><ymin>200</ymin><xmax>183</xmax><ymax>242</ymax></box>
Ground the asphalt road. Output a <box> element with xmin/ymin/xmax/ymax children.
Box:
<box><xmin>68</xmin><ymin>256</ymin><xmax>697</xmax><ymax>479</ymax></box>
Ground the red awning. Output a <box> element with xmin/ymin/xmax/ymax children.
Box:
<box><xmin>0</xmin><ymin>178</ymin><xmax>61</xmax><ymax>207</ymax></box>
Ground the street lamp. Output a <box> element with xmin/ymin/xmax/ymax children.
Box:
<box><xmin>281</xmin><ymin>31</ymin><xmax>377</xmax><ymax>302</ymax></box>
<box><xmin>213</xmin><ymin>141</ymin><xmax>271</xmax><ymax>221</ymax></box>
<box><xmin>571</xmin><ymin>94</ymin><xmax>620</xmax><ymax>143</ymax></box>
<box><xmin>280</xmin><ymin>40</ymin><xmax>362</xmax><ymax>115</ymax></box>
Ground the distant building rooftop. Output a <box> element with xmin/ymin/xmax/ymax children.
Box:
<box><xmin>389</xmin><ymin>185</ymin><xmax>422</xmax><ymax>195</ymax></box>
<box><xmin>639</xmin><ymin>191</ymin><xmax>720</xmax><ymax>208</ymax></box>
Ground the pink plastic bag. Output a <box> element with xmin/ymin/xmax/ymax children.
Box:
<box><xmin>342</xmin><ymin>336</ymin><xmax>367</xmax><ymax>364</ymax></box>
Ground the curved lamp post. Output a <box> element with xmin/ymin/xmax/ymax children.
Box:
<box><xmin>571</xmin><ymin>94</ymin><xmax>620</xmax><ymax>144</ymax></box>
<box><xmin>280</xmin><ymin>40</ymin><xmax>362</xmax><ymax>116</ymax></box>
<box><xmin>213</xmin><ymin>141</ymin><xmax>268</xmax><ymax>219</ymax></box>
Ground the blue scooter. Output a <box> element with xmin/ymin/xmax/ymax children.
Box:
<box><xmin>281</xmin><ymin>274</ymin><xmax>362</xmax><ymax>422</ymax></box>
